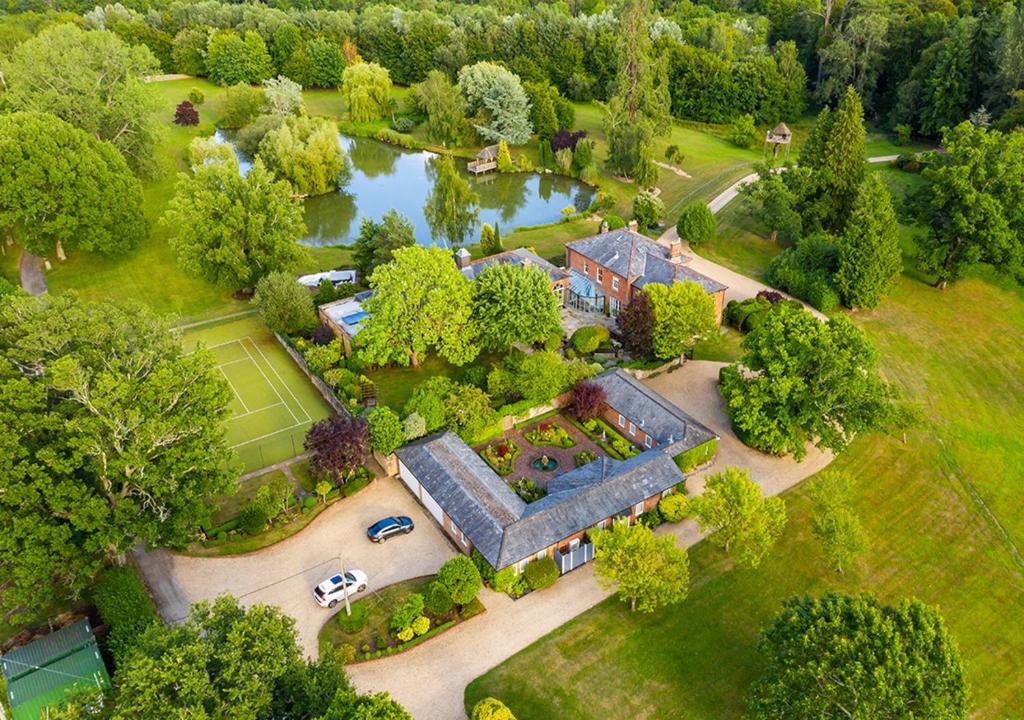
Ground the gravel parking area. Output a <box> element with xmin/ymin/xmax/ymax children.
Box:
<box><xmin>136</xmin><ymin>476</ymin><xmax>457</xmax><ymax>656</ymax></box>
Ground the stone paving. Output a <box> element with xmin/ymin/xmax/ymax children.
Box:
<box><xmin>475</xmin><ymin>414</ymin><xmax>610</xmax><ymax>489</ymax></box>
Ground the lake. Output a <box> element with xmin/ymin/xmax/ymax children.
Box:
<box><xmin>214</xmin><ymin>130</ymin><xmax>596</xmax><ymax>247</ymax></box>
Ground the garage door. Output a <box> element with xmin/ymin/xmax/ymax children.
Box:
<box><xmin>421</xmin><ymin>489</ymin><xmax>444</xmax><ymax>525</ymax></box>
<box><xmin>398</xmin><ymin>461</ymin><xmax>419</xmax><ymax>494</ymax></box>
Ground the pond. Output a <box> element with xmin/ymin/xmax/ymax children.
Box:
<box><xmin>214</xmin><ymin>130</ymin><xmax>596</xmax><ymax>247</ymax></box>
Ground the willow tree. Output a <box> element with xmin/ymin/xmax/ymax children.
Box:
<box><xmin>341</xmin><ymin>61</ymin><xmax>392</xmax><ymax>121</ymax></box>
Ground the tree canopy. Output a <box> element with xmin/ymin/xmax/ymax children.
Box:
<box><xmin>352</xmin><ymin>210</ymin><xmax>416</xmax><ymax>281</ymax></box>
<box><xmin>749</xmin><ymin>592</ymin><xmax>969</xmax><ymax>719</ymax></box>
<box><xmin>107</xmin><ymin>596</ymin><xmax>411</xmax><ymax>720</ymax></box>
<box><xmin>645</xmin><ymin>281</ymin><xmax>718</xmax><ymax>360</ymax></box>
<box><xmin>593</xmin><ymin>519</ymin><xmax>690</xmax><ymax>613</ymax></box>
<box><xmin>0</xmin><ymin>293</ymin><xmax>233</xmax><ymax>618</ymax></box>
<box><xmin>458</xmin><ymin>62</ymin><xmax>533</xmax><ymax>145</ymax></box>
<box><xmin>835</xmin><ymin>173</ymin><xmax>903</xmax><ymax>309</ymax></box>
<box><xmin>689</xmin><ymin>466</ymin><xmax>786</xmax><ymax>569</ymax></box>
<box><xmin>360</xmin><ymin>245</ymin><xmax>479</xmax><ymax>367</ymax></box>
<box><xmin>257</xmin><ymin>115</ymin><xmax>352</xmax><ymax>196</ymax></box>
<box><xmin>341</xmin><ymin>61</ymin><xmax>392</xmax><ymax>122</ymax></box>
<box><xmin>165</xmin><ymin>157</ymin><xmax>307</xmax><ymax>291</ymax></box>
<box><xmin>0</xmin><ymin>112</ymin><xmax>147</xmax><ymax>258</ymax></box>
<box><xmin>4</xmin><ymin>23</ymin><xmax>160</xmax><ymax>175</ymax></box>
<box><xmin>914</xmin><ymin>122</ymin><xmax>1024</xmax><ymax>288</ymax></box>
<box><xmin>472</xmin><ymin>263</ymin><xmax>562</xmax><ymax>351</ymax></box>
<box><xmin>413</xmin><ymin>70</ymin><xmax>468</xmax><ymax>146</ymax></box>
<box><xmin>719</xmin><ymin>304</ymin><xmax>901</xmax><ymax>460</ymax></box>
<box><xmin>253</xmin><ymin>271</ymin><xmax>317</xmax><ymax>335</ymax></box>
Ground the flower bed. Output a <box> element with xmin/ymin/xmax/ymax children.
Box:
<box><xmin>480</xmin><ymin>440</ymin><xmax>521</xmax><ymax>476</ymax></box>
<box><xmin>524</xmin><ymin>421</ymin><xmax>576</xmax><ymax>449</ymax></box>
<box><xmin>508</xmin><ymin>477</ymin><xmax>547</xmax><ymax>503</ymax></box>
<box><xmin>569</xmin><ymin>416</ymin><xmax>640</xmax><ymax>460</ymax></box>
<box><xmin>574</xmin><ymin>449</ymin><xmax>598</xmax><ymax>467</ymax></box>
<box><xmin>318</xmin><ymin>575</ymin><xmax>486</xmax><ymax>664</ymax></box>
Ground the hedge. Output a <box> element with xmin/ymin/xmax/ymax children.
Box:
<box><xmin>93</xmin><ymin>566</ymin><xmax>159</xmax><ymax>668</ymax></box>
<box><xmin>524</xmin><ymin>556</ymin><xmax>559</xmax><ymax>591</ymax></box>
<box><xmin>672</xmin><ymin>438</ymin><xmax>718</xmax><ymax>472</ymax></box>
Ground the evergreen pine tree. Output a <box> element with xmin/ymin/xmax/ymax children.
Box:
<box><xmin>835</xmin><ymin>175</ymin><xmax>903</xmax><ymax>308</ymax></box>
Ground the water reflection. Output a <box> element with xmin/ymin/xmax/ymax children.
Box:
<box><xmin>213</xmin><ymin>129</ymin><xmax>596</xmax><ymax>247</ymax></box>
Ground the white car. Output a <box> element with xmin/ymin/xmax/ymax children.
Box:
<box><xmin>313</xmin><ymin>570</ymin><xmax>368</xmax><ymax>608</ymax></box>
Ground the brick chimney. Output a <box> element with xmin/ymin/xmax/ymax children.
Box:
<box><xmin>627</xmin><ymin>219</ymin><xmax>639</xmax><ymax>232</ymax></box>
<box><xmin>454</xmin><ymin>247</ymin><xmax>472</xmax><ymax>269</ymax></box>
<box><xmin>668</xmin><ymin>240</ymin><xmax>684</xmax><ymax>259</ymax></box>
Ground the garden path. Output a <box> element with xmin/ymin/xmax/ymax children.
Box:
<box><xmin>347</xmin><ymin>362</ymin><xmax>832</xmax><ymax>719</ymax></box>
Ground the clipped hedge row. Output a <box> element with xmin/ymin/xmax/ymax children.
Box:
<box><xmin>93</xmin><ymin>566</ymin><xmax>159</xmax><ymax>668</ymax></box>
<box><xmin>358</xmin><ymin>619</ymin><xmax>456</xmax><ymax>661</ymax></box>
<box><xmin>672</xmin><ymin>438</ymin><xmax>718</xmax><ymax>473</ymax></box>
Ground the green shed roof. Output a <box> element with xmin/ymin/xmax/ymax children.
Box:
<box><xmin>6</xmin><ymin>643</ymin><xmax>110</xmax><ymax>720</ymax></box>
<box><xmin>1</xmin><ymin>620</ymin><xmax>95</xmax><ymax>683</ymax></box>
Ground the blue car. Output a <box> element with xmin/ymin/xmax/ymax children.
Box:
<box><xmin>367</xmin><ymin>516</ymin><xmax>414</xmax><ymax>543</ymax></box>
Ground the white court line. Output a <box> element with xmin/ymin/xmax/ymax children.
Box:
<box><xmin>244</xmin><ymin>336</ymin><xmax>313</xmax><ymax>424</ymax></box>
<box><xmin>218</xmin><ymin>363</ymin><xmax>249</xmax><ymax>413</ymax></box>
<box><xmin>229</xmin><ymin>420</ymin><xmax>306</xmax><ymax>449</ymax></box>
<box><xmin>227</xmin><ymin>402</ymin><xmax>285</xmax><ymax>421</ymax></box>
<box><xmin>240</xmin><ymin>338</ymin><xmax>301</xmax><ymax>425</ymax></box>
<box><xmin>217</xmin><ymin>357</ymin><xmax>252</xmax><ymax>369</ymax></box>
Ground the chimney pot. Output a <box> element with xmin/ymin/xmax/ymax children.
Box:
<box><xmin>668</xmin><ymin>240</ymin><xmax>683</xmax><ymax>259</ymax></box>
<box><xmin>455</xmin><ymin>248</ymin><xmax>472</xmax><ymax>269</ymax></box>
<box><xmin>627</xmin><ymin>220</ymin><xmax>639</xmax><ymax>232</ymax></box>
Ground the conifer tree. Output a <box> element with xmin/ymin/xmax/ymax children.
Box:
<box><xmin>835</xmin><ymin>174</ymin><xmax>902</xmax><ymax>308</ymax></box>
<box><xmin>496</xmin><ymin>139</ymin><xmax>514</xmax><ymax>172</ymax></box>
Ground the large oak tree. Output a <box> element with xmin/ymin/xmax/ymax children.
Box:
<box><xmin>0</xmin><ymin>294</ymin><xmax>233</xmax><ymax>618</ymax></box>
<box><xmin>0</xmin><ymin>112</ymin><xmax>147</xmax><ymax>259</ymax></box>
<box><xmin>4</xmin><ymin>24</ymin><xmax>160</xmax><ymax>176</ymax></box>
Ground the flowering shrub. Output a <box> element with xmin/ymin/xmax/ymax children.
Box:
<box><xmin>525</xmin><ymin>422</ymin><xmax>575</xmax><ymax>448</ymax></box>
<box><xmin>508</xmin><ymin>477</ymin><xmax>546</xmax><ymax>503</ymax></box>
<box><xmin>574</xmin><ymin>450</ymin><xmax>598</xmax><ymax>467</ymax></box>
<box><xmin>481</xmin><ymin>440</ymin><xmax>520</xmax><ymax>475</ymax></box>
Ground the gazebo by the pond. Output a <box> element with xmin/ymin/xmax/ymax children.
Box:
<box><xmin>468</xmin><ymin>144</ymin><xmax>500</xmax><ymax>174</ymax></box>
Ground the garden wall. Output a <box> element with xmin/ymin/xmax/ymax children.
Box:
<box><xmin>624</xmin><ymin>357</ymin><xmax>685</xmax><ymax>380</ymax></box>
<box><xmin>274</xmin><ymin>332</ymin><xmax>349</xmax><ymax>416</ymax></box>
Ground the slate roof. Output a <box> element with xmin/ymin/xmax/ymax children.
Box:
<box><xmin>395</xmin><ymin>373</ymin><xmax>718</xmax><ymax>570</ymax></box>
<box><xmin>396</xmin><ymin>432</ymin><xmax>525</xmax><ymax>565</ymax></box>
<box><xmin>567</xmin><ymin>229</ymin><xmax>726</xmax><ymax>295</ymax></box>
<box><xmin>590</xmin><ymin>369</ymin><xmax>718</xmax><ymax>456</ymax></box>
<box><xmin>567</xmin><ymin>229</ymin><xmax>666</xmax><ymax>280</ymax></box>
<box><xmin>630</xmin><ymin>253</ymin><xmax>727</xmax><ymax>294</ymax></box>
<box><xmin>460</xmin><ymin>248</ymin><xmax>568</xmax><ymax>284</ymax></box>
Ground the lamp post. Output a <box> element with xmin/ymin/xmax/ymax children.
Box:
<box><xmin>338</xmin><ymin>554</ymin><xmax>352</xmax><ymax>617</ymax></box>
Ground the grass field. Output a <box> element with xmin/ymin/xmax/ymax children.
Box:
<box><xmin>182</xmin><ymin>315</ymin><xmax>332</xmax><ymax>473</ymax></box>
<box><xmin>465</xmin><ymin>169</ymin><xmax>1024</xmax><ymax>718</ymax></box>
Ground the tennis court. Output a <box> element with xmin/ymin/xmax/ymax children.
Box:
<box><xmin>183</xmin><ymin>316</ymin><xmax>332</xmax><ymax>472</ymax></box>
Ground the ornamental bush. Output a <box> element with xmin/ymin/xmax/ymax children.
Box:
<box><xmin>174</xmin><ymin>100</ymin><xmax>199</xmax><ymax>126</ymax></box>
<box><xmin>658</xmin><ymin>492</ymin><xmax>689</xmax><ymax>522</ymax></box>
<box><xmin>676</xmin><ymin>202</ymin><xmax>715</xmax><ymax>247</ymax></box>
<box><xmin>389</xmin><ymin>593</ymin><xmax>425</xmax><ymax>633</ymax></box>
<box><xmin>492</xmin><ymin>566</ymin><xmax>518</xmax><ymax>594</ymax></box>
<box><xmin>411</xmin><ymin>615</ymin><xmax>430</xmax><ymax>636</ymax></box>
<box><xmin>524</xmin><ymin>556</ymin><xmax>559</xmax><ymax>591</ymax></box>
<box><xmin>472</xmin><ymin>697</ymin><xmax>517</xmax><ymax>720</ymax></box>
<box><xmin>425</xmin><ymin>580</ymin><xmax>453</xmax><ymax>615</ymax></box>
<box><xmin>437</xmin><ymin>556</ymin><xmax>482</xmax><ymax>605</ymax></box>
<box><xmin>93</xmin><ymin>567</ymin><xmax>159</xmax><ymax>668</ymax></box>
<box><xmin>572</xmin><ymin>379</ymin><xmax>607</xmax><ymax>422</ymax></box>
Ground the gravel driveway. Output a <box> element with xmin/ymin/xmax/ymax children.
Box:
<box><xmin>135</xmin><ymin>477</ymin><xmax>457</xmax><ymax>656</ymax></box>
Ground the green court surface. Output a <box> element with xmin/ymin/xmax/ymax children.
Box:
<box><xmin>182</xmin><ymin>316</ymin><xmax>332</xmax><ymax>473</ymax></box>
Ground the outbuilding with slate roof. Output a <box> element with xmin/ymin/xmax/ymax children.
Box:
<box><xmin>394</xmin><ymin>369</ymin><xmax>719</xmax><ymax>575</ymax></box>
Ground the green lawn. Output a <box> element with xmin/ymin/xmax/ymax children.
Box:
<box><xmin>466</xmin><ymin>169</ymin><xmax>1024</xmax><ymax>718</ymax></box>
<box><xmin>366</xmin><ymin>350</ymin><xmax>504</xmax><ymax>412</ymax></box>
<box><xmin>690</xmin><ymin>327</ymin><xmax>745</xmax><ymax>363</ymax></box>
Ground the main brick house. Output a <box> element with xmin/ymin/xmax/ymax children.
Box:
<box><xmin>565</xmin><ymin>225</ymin><xmax>727</xmax><ymax>323</ymax></box>
<box><xmin>394</xmin><ymin>369</ymin><xmax>718</xmax><ymax>575</ymax></box>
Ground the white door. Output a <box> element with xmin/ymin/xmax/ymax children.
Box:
<box><xmin>421</xmin><ymin>488</ymin><xmax>444</xmax><ymax>524</ymax></box>
<box><xmin>398</xmin><ymin>461</ymin><xmax>419</xmax><ymax>494</ymax></box>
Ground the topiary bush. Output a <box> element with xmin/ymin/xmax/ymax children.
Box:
<box><xmin>437</xmin><ymin>555</ymin><xmax>483</xmax><ymax>605</ymax></box>
<box><xmin>658</xmin><ymin>492</ymin><xmax>689</xmax><ymax>522</ymax></box>
<box><xmin>336</xmin><ymin>601</ymin><xmax>369</xmax><ymax>632</ymax></box>
<box><xmin>472</xmin><ymin>697</ymin><xmax>517</xmax><ymax>720</ymax></box>
<box><xmin>524</xmin><ymin>556</ymin><xmax>559</xmax><ymax>591</ymax></box>
<box><xmin>570</xmin><ymin>325</ymin><xmax>610</xmax><ymax>354</ymax></box>
<box><xmin>603</xmin><ymin>214</ymin><xmax>626</xmax><ymax>231</ymax></box>
<box><xmin>492</xmin><ymin>565</ymin><xmax>517</xmax><ymax>594</ymax></box>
